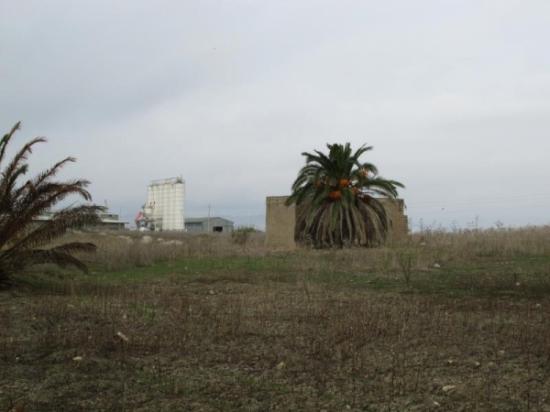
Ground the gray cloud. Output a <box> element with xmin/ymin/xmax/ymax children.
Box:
<box><xmin>2</xmin><ymin>0</ymin><xmax>550</xmax><ymax>229</ymax></box>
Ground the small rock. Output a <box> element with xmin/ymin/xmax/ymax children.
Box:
<box><xmin>163</xmin><ymin>240</ymin><xmax>183</xmax><ymax>246</ymax></box>
<box><xmin>141</xmin><ymin>235</ymin><xmax>152</xmax><ymax>244</ymax></box>
<box><xmin>73</xmin><ymin>356</ymin><xmax>83</xmax><ymax>362</ymax></box>
<box><xmin>498</xmin><ymin>350</ymin><xmax>505</xmax><ymax>356</ymax></box>
<box><xmin>442</xmin><ymin>385</ymin><xmax>456</xmax><ymax>393</ymax></box>
<box><xmin>115</xmin><ymin>331</ymin><xmax>129</xmax><ymax>343</ymax></box>
<box><xmin>163</xmin><ymin>240</ymin><xmax>184</xmax><ymax>246</ymax></box>
<box><xmin>472</xmin><ymin>361</ymin><xmax>481</xmax><ymax>368</ymax></box>
<box><xmin>515</xmin><ymin>282</ymin><xmax>521</xmax><ymax>287</ymax></box>
<box><xmin>275</xmin><ymin>361</ymin><xmax>286</xmax><ymax>370</ymax></box>
<box><xmin>209</xmin><ymin>289</ymin><xmax>215</xmax><ymax>295</ymax></box>
<box><xmin>433</xmin><ymin>400</ymin><xmax>441</xmax><ymax>407</ymax></box>
<box><xmin>433</xmin><ymin>263</ymin><xmax>441</xmax><ymax>268</ymax></box>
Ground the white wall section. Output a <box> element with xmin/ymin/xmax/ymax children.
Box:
<box><xmin>145</xmin><ymin>177</ymin><xmax>185</xmax><ymax>231</ymax></box>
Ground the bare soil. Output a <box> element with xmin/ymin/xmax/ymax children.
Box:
<box><xmin>2</xmin><ymin>264</ymin><xmax>550</xmax><ymax>411</ymax></box>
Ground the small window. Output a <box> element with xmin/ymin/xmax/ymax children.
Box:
<box><xmin>213</xmin><ymin>226</ymin><xmax>223</xmax><ymax>232</ymax></box>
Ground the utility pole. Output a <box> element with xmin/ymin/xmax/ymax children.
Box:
<box><xmin>207</xmin><ymin>204</ymin><xmax>211</xmax><ymax>233</ymax></box>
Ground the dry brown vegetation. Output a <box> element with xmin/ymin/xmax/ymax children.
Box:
<box><xmin>2</xmin><ymin>227</ymin><xmax>550</xmax><ymax>411</ymax></box>
<box><xmin>90</xmin><ymin>230</ymin><xmax>267</xmax><ymax>271</ymax></box>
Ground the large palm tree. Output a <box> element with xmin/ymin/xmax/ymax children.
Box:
<box><xmin>286</xmin><ymin>143</ymin><xmax>404</xmax><ymax>248</ymax></box>
<box><xmin>0</xmin><ymin>122</ymin><xmax>103</xmax><ymax>286</ymax></box>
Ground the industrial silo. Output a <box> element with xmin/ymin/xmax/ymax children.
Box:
<box><xmin>144</xmin><ymin>177</ymin><xmax>185</xmax><ymax>231</ymax></box>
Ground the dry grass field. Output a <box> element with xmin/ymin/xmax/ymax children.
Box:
<box><xmin>2</xmin><ymin>227</ymin><xmax>550</xmax><ymax>411</ymax></box>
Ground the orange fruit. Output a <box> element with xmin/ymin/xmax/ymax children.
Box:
<box><xmin>339</xmin><ymin>178</ymin><xmax>350</xmax><ymax>188</ymax></box>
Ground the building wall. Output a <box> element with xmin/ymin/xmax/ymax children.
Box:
<box><xmin>185</xmin><ymin>222</ymin><xmax>204</xmax><ymax>233</ymax></box>
<box><xmin>185</xmin><ymin>218</ymin><xmax>234</xmax><ymax>234</ymax></box>
<box><xmin>265</xmin><ymin>196</ymin><xmax>296</xmax><ymax>250</ymax></box>
<box><xmin>146</xmin><ymin>177</ymin><xmax>184</xmax><ymax>231</ymax></box>
<box><xmin>377</xmin><ymin>198</ymin><xmax>408</xmax><ymax>241</ymax></box>
<box><xmin>265</xmin><ymin>196</ymin><xmax>408</xmax><ymax>249</ymax></box>
<box><xmin>34</xmin><ymin>213</ymin><xmax>127</xmax><ymax>231</ymax></box>
<box><xmin>209</xmin><ymin>218</ymin><xmax>234</xmax><ymax>233</ymax></box>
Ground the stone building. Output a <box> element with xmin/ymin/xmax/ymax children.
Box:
<box><xmin>265</xmin><ymin>196</ymin><xmax>297</xmax><ymax>249</ymax></box>
<box><xmin>265</xmin><ymin>196</ymin><xmax>408</xmax><ymax>249</ymax></box>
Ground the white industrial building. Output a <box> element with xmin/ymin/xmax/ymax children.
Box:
<box><xmin>36</xmin><ymin>209</ymin><xmax>127</xmax><ymax>231</ymax></box>
<box><xmin>136</xmin><ymin>177</ymin><xmax>185</xmax><ymax>231</ymax></box>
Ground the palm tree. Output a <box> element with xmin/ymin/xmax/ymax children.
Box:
<box><xmin>285</xmin><ymin>143</ymin><xmax>404</xmax><ymax>248</ymax></box>
<box><xmin>0</xmin><ymin>122</ymin><xmax>103</xmax><ymax>287</ymax></box>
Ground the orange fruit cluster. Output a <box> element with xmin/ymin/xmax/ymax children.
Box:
<box><xmin>339</xmin><ymin>178</ymin><xmax>350</xmax><ymax>188</ymax></box>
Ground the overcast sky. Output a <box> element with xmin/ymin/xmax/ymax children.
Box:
<box><xmin>2</xmin><ymin>0</ymin><xmax>550</xmax><ymax>230</ymax></box>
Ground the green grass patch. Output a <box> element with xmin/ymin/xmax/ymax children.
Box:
<box><xmin>17</xmin><ymin>252</ymin><xmax>550</xmax><ymax>300</ymax></box>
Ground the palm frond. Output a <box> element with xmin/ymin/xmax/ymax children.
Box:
<box><xmin>0</xmin><ymin>122</ymin><xmax>21</xmax><ymax>165</ymax></box>
<box><xmin>0</xmin><ymin>123</ymin><xmax>100</xmax><ymax>286</ymax></box>
<box><xmin>288</xmin><ymin>141</ymin><xmax>404</xmax><ymax>248</ymax></box>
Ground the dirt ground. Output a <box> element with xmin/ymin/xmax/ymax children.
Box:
<box><xmin>2</xmin><ymin>260</ymin><xmax>550</xmax><ymax>411</ymax></box>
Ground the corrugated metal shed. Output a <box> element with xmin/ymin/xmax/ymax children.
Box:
<box><xmin>185</xmin><ymin>217</ymin><xmax>234</xmax><ymax>234</ymax></box>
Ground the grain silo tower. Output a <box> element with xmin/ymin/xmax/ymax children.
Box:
<box><xmin>143</xmin><ymin>177</ymin><xmax>185</xmax><ymax>231</ymax></box>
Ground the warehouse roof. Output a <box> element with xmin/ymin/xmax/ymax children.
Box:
<box><xmin>185</xmin><ymin>217</ymin><xmax>233</xmax><ymax>224</ymax></box>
